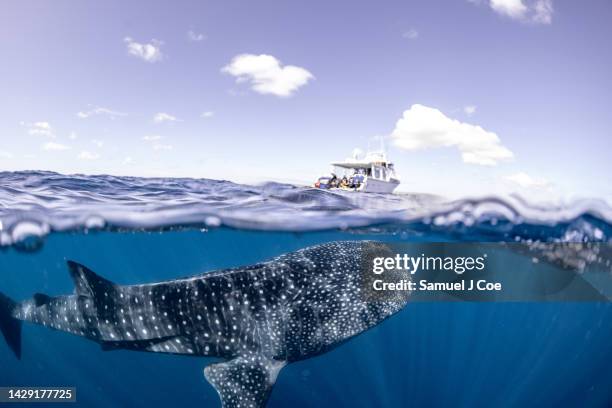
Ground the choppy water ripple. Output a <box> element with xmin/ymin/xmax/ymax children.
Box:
<box><xmin>0</xmin><ymin>171</ymin><xmax>611</xmax><ymax>246</ymax></box>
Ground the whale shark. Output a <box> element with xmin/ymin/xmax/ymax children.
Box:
<box><xmin>0</xmin><ymin>241</ymin><xmax>410</xmax><ymax>407</ymax></box>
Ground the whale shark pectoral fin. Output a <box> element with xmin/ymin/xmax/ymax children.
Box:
<box><xmin>204</xmin><ymin>356</ymin><xmax>286</xmax><ymax>408</ymax></box>
<box><xmin>66</xmin><ymin>260</ymin><xmax>115</xmax><ymax>298</ymax></box>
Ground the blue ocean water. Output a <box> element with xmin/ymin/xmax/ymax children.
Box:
<box><xmin>1</xmin><ymin>171</ymin><xmax>612</xmax><ymax>407</ymax></box>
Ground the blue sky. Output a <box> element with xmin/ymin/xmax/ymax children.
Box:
<box><xmin>0</xmin><ymin>0</ymin><xmax>610</xmax><ymax>201</ymax></box>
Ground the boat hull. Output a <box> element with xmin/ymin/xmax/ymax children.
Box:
<box><xmin>361</xmin><ymin>177</ymin><xmax>400</xmax><ymax>193</ymax></box>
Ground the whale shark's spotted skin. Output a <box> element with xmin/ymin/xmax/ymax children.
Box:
<box><xmin>3</xmin><ymin>241</ymin><xmax>410</xmax><ymax>408</ymax></box>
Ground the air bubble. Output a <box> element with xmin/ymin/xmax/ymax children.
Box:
<box><xmin>205</xmin><ymin>216</ymin><xmax>222</xmax><ymax>227</ymax></box>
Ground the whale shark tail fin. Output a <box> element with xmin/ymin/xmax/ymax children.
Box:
<box><xmin>204</xmin><ymin>356</ymin><xmax>286</xmax><ymax>408</ymax></box>
<box><xmin>66</xmin><ymin>260</ymin><xmax>116</xmax><ymax>298</ymax></box>
<box><xmin>0</xmin><ymin>292</ymin><xmax>22</xmax><ymax>360</ymax></box>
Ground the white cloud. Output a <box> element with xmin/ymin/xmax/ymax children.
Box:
<box><xmin>153</xmin><ymin>112</ymin><xmax>180</xmax><ymax>123</ymax></box>
<box><xmin>201</xmin><ymin>111</ymin><xmax>214</xmax><ymax>118</ymax></box>
<box><xmin>153</xmin><ymin>143</ymin><xmax>173</xmax><ymax>151</ymax></box>
<box><xmin>402</xmin><ymin>29</ymin><xmax>419</xmax><ymax>40</ymax></box>
<box><xmin>141</xmin><ymin>134</ymin><xmax>171</xmax><ymax>150</ymax></box>
<box><xmin>91</xmin><ymin>139</ymin><xmax>104</xmax><ymax>148</ymax></box>
<box><xmin>505</xmin><ymin>172</ymin><xmax>550</xmax><ymax>188</ymax></box>
<box><xmin>475</xmin><ymin>0</ymin><xmax>554</xmax><ymax>24</ymax></box>
<box><xmin>142</xmin><ymin>135</ymin><xmax>162</xmax><ymax>141</ymax></box>
<box><xmin>78</xmin><ymin>150</ymin><xmax>99</xmax><ymax>160</ymax></box>
<box><xmin>187</xmin><ymin>30</ymin><xmax>206</xmax><ymax>42</ymax></box>
<box><xmin>464</xmin><ymin>105</ymin><xmax>477</xmax><ymax>116</ymax></box>
<box><xmin>124</xmin><ymin>37</ymin><xmax>163</xmax><ymax>63</ymax></box>
<box><xmin>23</xmin><ymin>121</ymin><xmax>54</xmax><ymax>137</ymax></box>
<box><xmin>391</xmin><ymin>104</ymin><xmax>514</xmax><ymax>166</ymax></box>
<box><xmin>77</xmin><ymin>106</ymin><xmax>126</xmax><ymax>119</ymax></box>
<box><xmin>0</xmin><ymin>150</ymin><xmax>13</xmax><ymax>159</ymax></box>
<box><xmin>69</xmin><ymin>131</ymin><xmax>78</xmax><ymax>140</ymax></box>
<box><xmin>532</xmin><ymin>0</ymin><xmax>553</xmax><ymax>24</ymax></box>
<box><xmin>42</xmin><ymin>142</ymin><xmax>71</xmax><ymax>151</ymax></box>
<box><xmin>222</xmin><ymin>54</ymin><xmax>314</xmax><ymax>97</ymax></box>
<box><xmin>32</xmin><ymin>122</ymin><xmax>51</xmax><ymax>130</ymax></box>
<box><xmin>123</xmin><ymin>156</ymin><xmax>133</xmax><ymax>165</ymax></box>
<box><xmin>490</xmin><ymin>0</ymin><xmax>527</xmax><ymax>18</ymax></box>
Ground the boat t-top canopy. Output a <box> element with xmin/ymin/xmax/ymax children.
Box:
<box><xmin>331</xmin><ymin>151</ymin><xmax>393</xmax><ymax>170</ymax></box>
<box><xmin>330</xmin><ymin>161</ymin><xmax>376</xmax><ymax>169</ymax></box>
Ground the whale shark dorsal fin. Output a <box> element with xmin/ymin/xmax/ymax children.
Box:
<box><xmin>204</xmin><ymin>356</ymin><xmax>286</xmax><ymax>408</ymax></box>
<box><xmin>66</xmin><ymin>260</ymin><xmax>115</xmax><ymax>298</ymax></box>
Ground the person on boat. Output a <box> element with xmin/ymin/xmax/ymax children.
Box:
<box><xmin>351</xmin><ymin>170</ymin><xmax>364</xmax><ymax>190</ymax></box>
<box><xmin>340</xmin><ymin>176</ymin><xmax>349</xmax><ymax>188</ymax></box>
<box><xmin>329</xmin><ymin>173</ymin><xmax>338</xmax><ymax>188</ymax></box>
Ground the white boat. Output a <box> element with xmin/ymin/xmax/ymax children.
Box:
<box><xmin>315</xmin><ymin>150</ymin><xmax>400</xmax><ymax>194</ymax></box>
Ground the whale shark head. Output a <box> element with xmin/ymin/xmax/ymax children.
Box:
<box><xmin>359</xmin><ymin>240</ymin><xmax>413</xmax><ymax>310</ymax></box>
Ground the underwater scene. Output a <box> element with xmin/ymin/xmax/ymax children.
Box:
<box><xmin>1</xmin><ymin>171</ymin><xmax>612</xmax><ymax>407</ymax></box>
